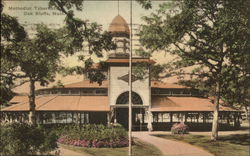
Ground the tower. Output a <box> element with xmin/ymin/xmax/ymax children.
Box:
<box><xmin>108</xmin><ymin>15</ymin><xmax>130</xmax><ymax>57</ymax></box>
<box><xmin>106</xmin><ymin>15</ymin><xmax>152</xmax><ymax>130</ymax></box>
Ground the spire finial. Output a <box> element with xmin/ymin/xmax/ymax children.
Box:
<box><xmin>118</xmin><ymin>0</ymin><xmax>120</xmax><ymax>15</ymax></box>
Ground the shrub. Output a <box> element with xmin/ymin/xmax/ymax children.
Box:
<box><xmin>171</xmin><ymin>122</ymin><xmax>189</xmax><ymax>134</ymax></box>
<box><xmin>0</xmin><ymin>122</ymin><xmax>58</xmax><ymax>156</ymax></box>
<box><xmin>57</xmin><ymin>124</ymin><xmax>129</xmax><ymax>148</ymax></box>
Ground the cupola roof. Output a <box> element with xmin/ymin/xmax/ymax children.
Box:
<box><xmin>108</xmin><ymin>15</ymin><xmax>130</xmax><ymax>34</ymax></box>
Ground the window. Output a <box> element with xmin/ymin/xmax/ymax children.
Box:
<box><xmin>70</xmin><ymin>90</ymin><xmax>80</xmax><ymax>95</ymax></box>
<box><xmin>152</xmin><ymin>89</ymin><xmax>160</xmax><ymax>94</ymax></box>
<box><xmin>61</xmin><ymin>90</ymin><xmax>69</xmax><ymax>94</ymax></box>
<box><xmin>183</xmin><ymin>90</ymin><xmax>191</xmax><ymax>95</ymax></box>
<box><xmin>172</xmin><ymin>90</ymin><xmax>181</xmax><ymax>95</ymax></box>
<box><xmin>51</xmin><ymin>90</ymin><xmax>58</xmax><ymax>94</ymax></box>
<box><xmin>81</xmin><ymin>89</ymin><xmax>94</xmax><ymax>95</ymax></box>
<box><xmin>116</xmin><ymin>91</ymin><xmax>143</xmax><ymax>104</ymax></box>
<box><xmin>43</xmin><ymin>90</ymin><xmax>50</xmax><ymax>95</ymax></box>
<box><xmin>96</xmin><ymin>89</ymin><xmax>107</xmax><ymax>95</ymax></box>
<box><xmin>160</xmin><ymin>89</ymin><xmax>171</xmax><ymax>95</ymax></box>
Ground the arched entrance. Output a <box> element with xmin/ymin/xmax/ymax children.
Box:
<box><xmin>116</xmin><ymin>91</ymin><xmax>143</xmax><ymax>104</ymax></box>
<box><xmin>114</xmin><ymin>91</ymin><xmax>146</xmax><ymax>130</ymax></box>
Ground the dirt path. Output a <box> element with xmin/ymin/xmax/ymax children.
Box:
<box><xmin>145</xmin><ymin>129</ymin><xmax>249</xmax><ymax>136</ymax></box>
<box><xmin>133</xmin><ymin>132</ymin><xmax>214</xmax><ymax>156</ymax></box>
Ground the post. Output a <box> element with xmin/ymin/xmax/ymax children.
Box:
<box><xmin>147</xmin><ymin>111</ymin><xmax>153</xmax><ymax>131</ymax></box>
<box><xmin>28</xmin><ymin>79</ymin><xmax>36</xmax><ymax>124</ymax></box>
<box><xmin>185</xmin><ymin>113</ymin><xmax>187</xmax><ymax>123</ymax></box>
<box><xmin>107</xmin><ymin>112</ymin><xmax>111</xmax><ymax>126</ymax></box>
<box><xmin>128</xmin><ymin>0</ymin><xmax>133</xmax><ymax>155</ymax></box>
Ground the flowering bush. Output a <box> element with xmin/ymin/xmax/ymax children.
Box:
<box><xmin>171</xmin><ymin>122</ymin><xmax>189</xmax><ymax>134</ymax></box>
<box><xmin>57</xmin><ymin>124</ymin><xmax>129</xmax><ymax>148</ymax></box>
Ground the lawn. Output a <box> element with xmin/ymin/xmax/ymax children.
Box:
<box><xmin>60</xmin><ymin>138</ymin><xmax>163</xmax><ymax>156</ymax></box>
<box><xmin>154</xmin><ymin>134</ymin><xmax>249</xmax><ymax>156</ymax></box>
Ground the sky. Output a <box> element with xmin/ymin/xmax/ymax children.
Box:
<box><xmin>2</xmin><ymin>0</ymin><xmax>179</xmax><ymax>93</ymax></box>
<box><xmin>3</xmin><ymin>0</ymin><xmax>174</xmax><ymax>64</ymax></box>
<box><xmin>3</xmin><ymin>0</ymin><xmax>163</xmax><ymax>30</ymax></box>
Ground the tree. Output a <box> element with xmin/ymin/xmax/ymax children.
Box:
<box><xmin>140</xmin><ymin>0</ymin><xmax>250</xmax><ymax>140</ymax></box>
<box><xmin>1</xmin><ymin>3</ymin><xmax>27</xmax><ymax>106</ymax></box>
<box><xmin>1</xmin><ymin>24</ymin><xmax>63</xmax><ymax>124</ymax></box>
<box><xmin>220</xmin><ymin>52</ymin><xmax>250</xmax><ymax>121</ymax></box>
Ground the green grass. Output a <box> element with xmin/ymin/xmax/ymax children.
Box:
<box><xmin>154</xmin><ymin>134</ymin><xmax>250</xmax><ymax>156</ymax></box>
<box><xmin>59</xmin><ymin>138</ymin><xmax>163</xmax><ymax>156</ymax></box>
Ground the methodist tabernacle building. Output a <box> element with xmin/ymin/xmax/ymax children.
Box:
<box><xmin>1</xmin><ymin>15</ymin><xmax>242</xmax><ymax>131</ymax></box>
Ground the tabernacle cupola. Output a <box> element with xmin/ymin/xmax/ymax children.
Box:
<box><xmin>109</xmin><ymin>15</ymin><xmax>130</xmax><ymax>37</ymax></box>
<box><xmin>108</xmin><ymin>15</ymin><xmax>130</xmax><ymax>57</ymax></box>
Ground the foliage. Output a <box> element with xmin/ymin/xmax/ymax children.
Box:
<box><xmin>171</xmin><ymin>122</ymin><xmax>189</xmax><ymax>134</ymax></box>
<box><xmin>1</xmin><ymin>23</ymin><xmax>64</xmax><ymax>123</ymax></box>
<box><xmin>136</xmin><ymin>0</ymin><xmax>152</xmax><ymax>10</ymax></box>
<box><xmin>60</xmin><ymin>138</ymin><xmax>163</xmax><ymax>156</ymax></box>
<box><xmin>0</xmin><ymin>5</ymin><xmax>27</xmax><ymax>105</ymax></box>
<box><xmin>0</xmin><ymin>83</ymin><xmax>14</xmax><ymax>106</ymax></box>
<box><xmin>48</xmin><ymin>0</ymin><xmax>115</xmax><ymax>85</ymax></box>
<box><xmin>0</xmin><ymin>122</ymin><xmax>58</xmax><ymax>156</ymax></box>
<box><xmin>56</xmin><ymin>124</ymin><xmax>128</xmax><ymax>148</ymax></box>
<box><xmin>140</xmin><ymin>0</ymin><xmax>250</xmax><ymax>140</ymax></box>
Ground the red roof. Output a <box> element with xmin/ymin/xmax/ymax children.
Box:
<box><xmin>9</xmin><ymin>96</ymin><xmax>29</xmax><ymax>103</ymax></box>
<box><xmin>151</xmin><ymin>96</ymin><xmax>237</xmax><ymax>112</ymax></box>
<box><xmin>109</xmin><ymin>15</ymin><xmax>130</xmax><ymax>34</ymax></box>
<box><xmin>4</xmin><ymin>95</ymin><xmax>238</xmax><ymax>112</ymax></box>
<box><xmin>3</xmin><ymin>96</ymin><xmax>109</xmax><ymax>112</ymax></box>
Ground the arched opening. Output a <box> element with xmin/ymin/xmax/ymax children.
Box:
<box><xmin>116</xmin><ymin>91</ymin><xmax>143</xmax><ymax>105</ymax></box>
<box><xmin>114</xmin><ymin>92</ymin><xmax>146</xmax><ymax>130</ymax></box>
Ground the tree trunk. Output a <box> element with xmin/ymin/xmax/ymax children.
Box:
<box><xmin>28</xmin><ymin>79</ymin><xmax>36</xmax><ymax>124</ymax></box>
<box><xmin>244</xmin><ymin>105</ymin><xmax>249</xmax><ymax>121</ymax></box>
<box><xmin>211</xmin><ymin>81</ymin><xmax>221</xmax><ymax>141</ymax></box>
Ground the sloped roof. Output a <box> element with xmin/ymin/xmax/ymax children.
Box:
<box><xmin>109</xmin><ymin>15</ymin><xmax>130</xmax><ymax>34</ymax></box>
<box><xmin>3</xmin><ymin>96</ymin><xmax>109</xmax><ymax>112</ymax></box>
<box><xmin>5</xmin><ymin>95</ymin><xmax>238</xmax><ymax>112</ymax></box>
<box><xmin>151</xmin><ymin>96</ymin><xmax>237</xmax><ymax>112</ymax></box>
<box><xmin>9</xmin><ymin>95</ymin><xmax>29</xmax><ymax>103</ymax></box>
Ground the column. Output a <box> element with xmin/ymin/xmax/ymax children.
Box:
<box><xmin>52</xmin><ymin>112</ymin><xmax>56</xmax><ymax>123</ymax></box>
<box><xmin>76</xmin><ymin>112</ymin><xmax>80</xmax><ymax>125</ymax></box>
<box><xmin>203</xmin><ymin>112</ymin><xmax>206</xmax><ymax>123</ymax></box>
<box><xmin>237</xmin><ymin>112</ymin><xmax>241</xmax><ymax>128</ymax></box>
<box><xmin>184</xmin><ymin>113</ymin><xmax>187</xmax><ymax>123</ymax></box>
<box><xmin>170</xmin><ymin>113</ymin><xmax>173</xmax><ymax>123</ymax></box>
<box><xmin>233</xmin><ymin>112</ymin><xmax>237</xmax><ymax>128</ymax></box>
<box><xmin>36</xmin><ymin>112</ymin><xmax>40</xmax><ymax>124</ymax></box>
<box><xmin>227</xmin><ymin>112</ymin><xmax>230</xmax><ymax>125</ymax></box>
<box><xmin>147</xmin><ymin>110</ymin><xmax>153</xmax><ymax>131</ymax></box>
<box><xmin>107</xmin><ymin>112</ymin><xmax>111</xmax><ymax>126</ymax></box>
